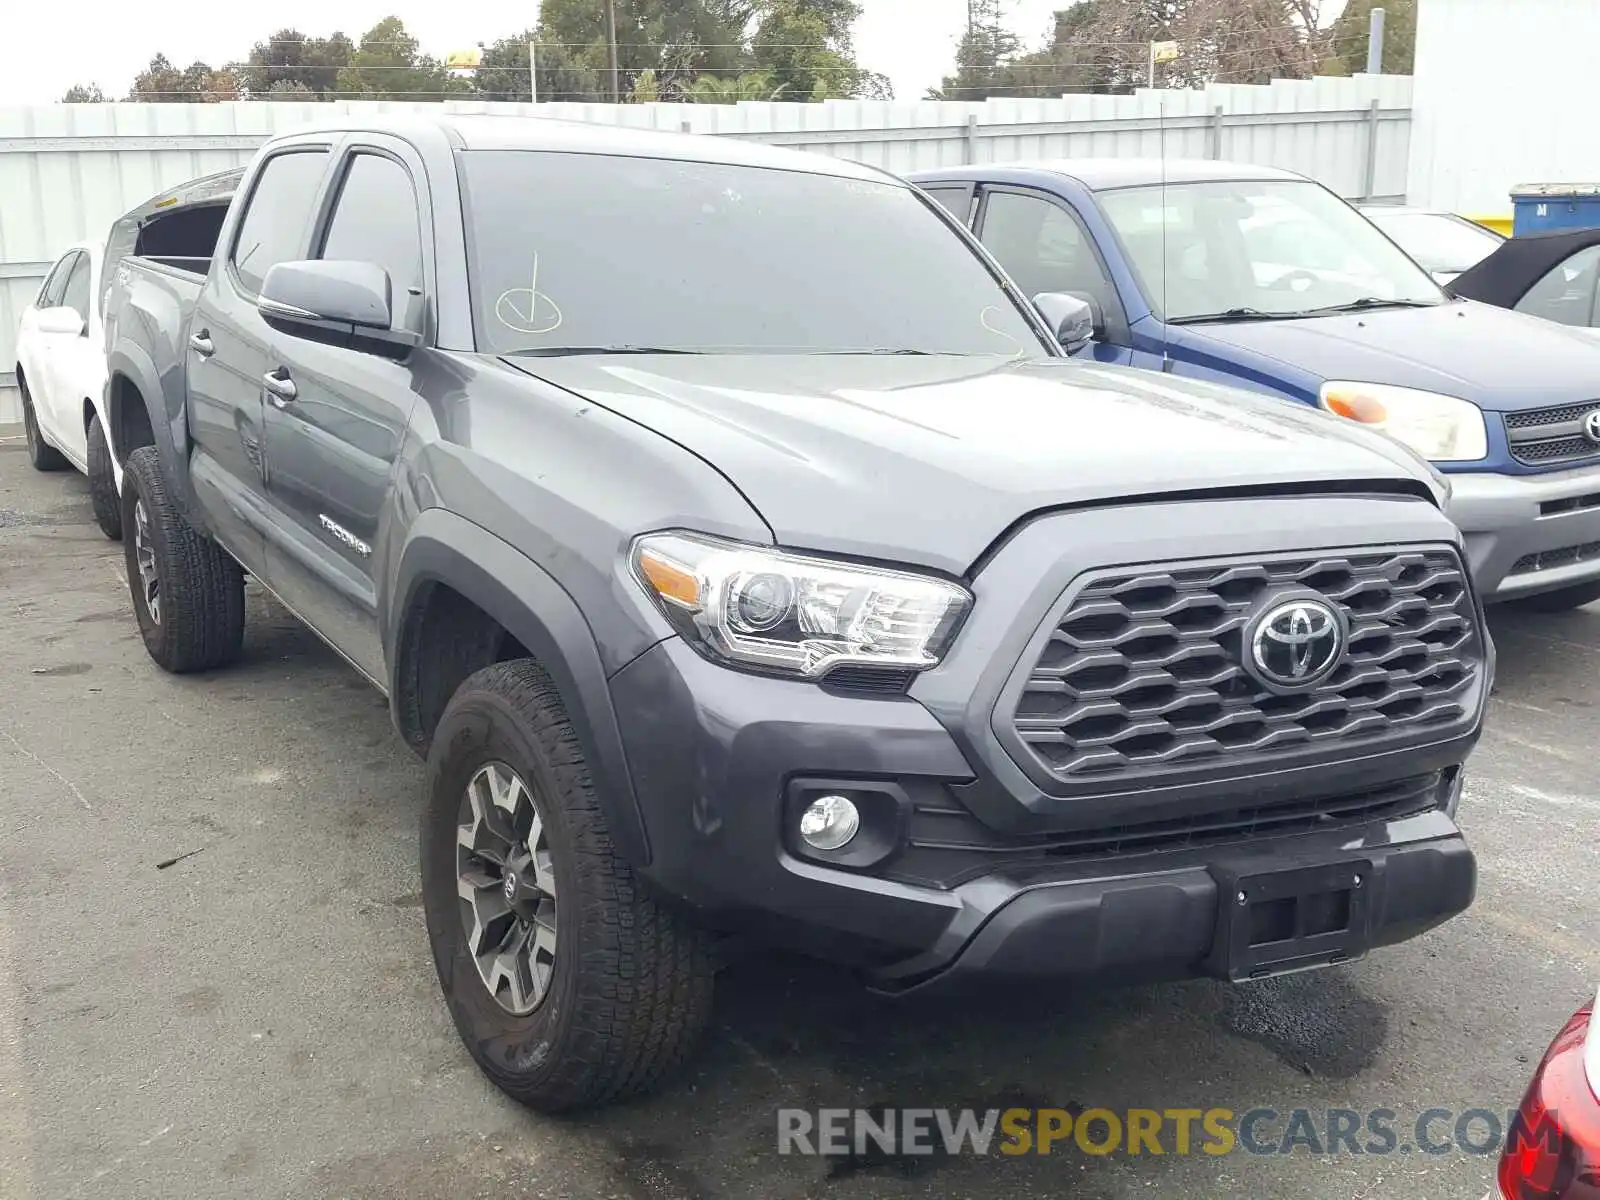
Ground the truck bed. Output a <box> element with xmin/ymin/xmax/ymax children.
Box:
<box><xmin>137</xmin><ymin>255</ymin><xmax>213</xmax><ymax>278</ymax></box>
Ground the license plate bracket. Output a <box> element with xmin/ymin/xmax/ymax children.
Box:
<box><xmin>1208</xmin><ymin>860</ymin><xmax>1373</xmax><ymax>982</ymax></box>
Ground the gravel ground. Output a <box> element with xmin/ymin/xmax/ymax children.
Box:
<box><xmin>1</xmin><ymin>432</ymin><xmax>1595</xmax><ymax>1200</ymax></box>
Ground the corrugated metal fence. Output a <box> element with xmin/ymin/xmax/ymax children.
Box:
<box><xmin>0</xmin><ymin>73</ymin><xmax>1413</xmax><ymax>422</ymax></box>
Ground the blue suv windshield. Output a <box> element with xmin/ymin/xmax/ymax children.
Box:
<box><xmin>1097</xmin><ymin>179</ymin><xmax>1446</xmax><ymax>322</ymax></box>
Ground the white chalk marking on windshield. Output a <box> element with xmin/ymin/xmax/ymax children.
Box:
<box><xmin>494</xmin><ymin>253</ymin><xmax>564</xmax><ymax>336</ymax></box>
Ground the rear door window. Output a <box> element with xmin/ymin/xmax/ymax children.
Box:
<box><xmin>230</xmin><ymin>150</ymin><xmax>330</xmax><ymax>295</ymax></box>
<box><xmin>37</xmin><ymin>252</ymin><xmax>77</xmax><ymax>307</ymax></box>
<box><xmin>921</xmin><ymin>184</ymin><xmax>975</xmax><ymax>226</ymax></box>
<box><xmin>60</xmin><ymin>254</ymin><xmax>92</xmax><ymax>328</ymax></box>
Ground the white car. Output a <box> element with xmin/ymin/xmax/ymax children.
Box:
<box><xmin>1356</xmin><ymin>204</ymin><xmax>1506</xmax><ymax>286</ymax></box>
<box><xmin>14</xmin><ymin>240</ymin><xmax>121</xmax><ymax>539</ymax></box>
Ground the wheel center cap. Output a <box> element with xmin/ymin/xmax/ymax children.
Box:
<box><xmin>502</xmin><ymin>873</ymin><xmax>518</xmax><ymax>902</ymax></box>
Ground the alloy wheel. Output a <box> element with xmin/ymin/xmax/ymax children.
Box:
<box><xmin>456</xmin><ymin>761</ymin><xmax>558</xmax><ymax>1016</ymax></box>
<box><xmin>133</xmin><ymin>500</ymin><xmax>161</xmax><ymax>625</ymax></box>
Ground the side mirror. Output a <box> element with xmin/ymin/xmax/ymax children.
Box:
<box><xmin>258</xmin><ymin>260</ymin><xmax>419</xmax><ymax>357</ymax></box>
<box><xmin>1032</xmin><ymin>291</ymin><xmax>1099</xmax><ymax>354</ymax></box>
<box><xmin>36</xmin><ymin>307</ymin><xmax>85</xmax><ymax>336</ymax></box>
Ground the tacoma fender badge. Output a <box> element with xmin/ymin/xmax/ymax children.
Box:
<box><xmin>319</xmin><ymin>514</ymin><xmax>372</xmax><ymax>558</ymax></box>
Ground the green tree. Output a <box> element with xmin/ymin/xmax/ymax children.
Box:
<box><xmin>930</xmin><ymin>25</ymin><xmax>1022</xmax><ymax>100</ymax></box>
<box><xmin>632</xmin><ymin>68</ymin><xmax>662</xmax><ymax>101</ymax></box>
<box><xmin>1321</xmin><ymin>0</ymin><xmax>1415</xmax><ymax>75</ymax></box>
<box><xmin>935</xmin><ymin>0</ymin><xmax>1326</xmax><ymax>98</ymax></box>
<box><xmin>531</xmin><ymin>0</ymin><xmax>751</xmax><ymax>101</ymax></box>
<box><xmin>127</xmin><ymin>54</ymin><xmax>228</xmax><ymax>102</ymax></box>
<box><xmin>750</xmin><ymin>0</ymin><xmax>865</xmax><ymax>100</ymax></box>
<box><xmin>61</xmin><ymin>84</ymin><xmax>108</xmax><ymax>103</ymax></box>
<box><xmin>335</xmin><ymin>17</ymin><xmax>468</xmax><ymax>101</ymax></box>
<box><xmin>237</xmin><ymin>28</ymin><xmax>355</xmax><ymax>99</ymax></box>
<box><xmin>475</xmin><ymin>29</ymin><xmax>603</xmax><ymax>101</ymax></box>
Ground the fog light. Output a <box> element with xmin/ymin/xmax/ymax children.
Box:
<box><xmin>798</xmin><ymin>794</ymin><xmax>860</xmax><ymax>851</ymax></box>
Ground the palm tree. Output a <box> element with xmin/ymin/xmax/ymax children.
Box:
<box><xmin>683</xmin><ymin>72</ymin><xmax>789</xmax><ymax>102</ymax></box>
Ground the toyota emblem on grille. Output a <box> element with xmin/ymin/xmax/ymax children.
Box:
<box><xmin>1247</xmin><ymin>597</ymin><xmax>1346</xmax><ymax>690</ymax></box>
<box><xmin>1585</xmin><ymin>410</ymin><xmax>1600</xmax><ymax>445</ymax></box>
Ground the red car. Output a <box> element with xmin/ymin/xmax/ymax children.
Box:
<box><xmin>1496</xmin><ymin>992</ymin><xmax>1600</xmax><ymax>1198</ymax></box>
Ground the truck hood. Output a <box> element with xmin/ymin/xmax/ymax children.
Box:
<box><xmin>506</xmin><ymin>353</ymin><xmax>1441</xmax><ymax>576</ymax></box>
<box><xmin>1180</xmin><ymin>299</ymin><xmax>1600</xmax><ymax>412</ymax></box>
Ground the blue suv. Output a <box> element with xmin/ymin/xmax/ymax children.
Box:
<box><xmin>909</xmin><ymin>159</ymin><xmax>1600</xmax><ymax>610</ymax></box>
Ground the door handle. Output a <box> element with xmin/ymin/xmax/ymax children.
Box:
<box><xmin>263</xmin><ymin>369</ymin><xmax>297</xmax><ymax>407</ymax></box>
<box><xmin>189</xmin><ymin>331</ymin><xmax>214</xmax><ymax>357</ymax></box>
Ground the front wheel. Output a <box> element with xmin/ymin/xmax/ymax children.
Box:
<box><xmin>120</xmin><ymin>446</ymin><xmax>245</xmax><ymax>673</ymax></box>
<box><xmin>87</xmin><ymin>412</ymin><xmax>122</xmax><ymax>540</ymax></box>
<box><xmin>1505</xmin><ymin>581</ymin><xmax>1600</xmax><ymax>613</ymax></box>
<box><xmin>420</xmin><ymin>660</ymin><xmax>715</xmax><ymax>1112</ymax></box>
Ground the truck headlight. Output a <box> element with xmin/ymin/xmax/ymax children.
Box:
<box><xmin>1319</xmin><ymin>382</ymin><xmax>1487</xmax><ymax>462</ymax></box>
<box><xmin>631</xmin><ymin>532</ymin><xmax>971</xmax><ymax>679</ymax></box>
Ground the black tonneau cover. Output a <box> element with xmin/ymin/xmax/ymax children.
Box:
<box><xmin>1449</xmin><ymin>226</ymin><xmax>1600</xmax><ymax>308</ymax></box>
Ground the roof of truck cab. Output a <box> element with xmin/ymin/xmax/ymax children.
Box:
<box><xmin>910</xmin><ymin>158</ymin><xmax>1308</xmax><ymax>190</ymax></box>
<box><xmin>272</xmin><ymin>113</ymin><xmax>893</xmax><ymax>183</ymax></box>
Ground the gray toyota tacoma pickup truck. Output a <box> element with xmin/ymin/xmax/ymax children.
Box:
<box><xmin>102</xmin><ymin>114</ymin><xmax>1490</xmax><ymax>1111</ymax></box>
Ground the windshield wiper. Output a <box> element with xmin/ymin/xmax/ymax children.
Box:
<box><xmin>824</xmin><ymin>348</ymin><xmax>941</xmax><ymax>355</ymax></box>
<box><xmin>1169</xmin><ymin>308</ymin><xmax>1303</xmax><ymax>325</ymax></box>
<box><xmin>507</xmin><ymin>345</ymin><xmax>699</xmax><ymax>357</ymax></box>
<box><xmin>1295</xmin><ymin>297</ymin><xmax>1444</xmax><ymax>316</ymax></box>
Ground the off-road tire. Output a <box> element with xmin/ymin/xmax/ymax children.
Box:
<box><xmin>87</xmin><ymin>412</ymin><xmax>122</xmax><ymax>540</ymax></box>
<box><xmin>21</xmin><ymin>376</ymin><xmax>68</xmax><ymax>472</ymax></box>
<box><xmin>421</xmin><ymin>659</ymin><xmax>715</xmax><ymax>1112</ymax></box>
<box><xmin>120</xmin><ymin>446</ymin><xmax>245</xmax><ymax>673</ymax></box>
<box><xmin>1506</xmin><ymin>582</ymin><xmax>1600</xmax><ymax>613</ymax></box>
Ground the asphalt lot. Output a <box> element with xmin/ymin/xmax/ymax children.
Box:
<box><xmin>1</xmin><ymin>431</ymin><xmax>1596</xmax><ymax>1200</ymax></box>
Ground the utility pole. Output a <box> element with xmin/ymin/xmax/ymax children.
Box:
<box><xmin>604</xmin><ymin>0</ymin><xmax>620</xmax><ymax>102</ymax></box>
<box><xmin>527</xmin><ymin>0</ymin><xmax>543</xmax><ymax>104</ymax></box>
<box><xmin>1365</xmin><ymin>6</ymin><xmax>1386</xmax><ymax>75</ymax></box>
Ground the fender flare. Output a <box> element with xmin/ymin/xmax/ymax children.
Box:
<box><xmin>388</xmin><ymin>510</ymin><xmax>650</xmax><ymax>867</ymax></box>
<box><xmin>105</xmin><ymin>340</ymin><xmax>203</xmax><ymax>528</ymax></box>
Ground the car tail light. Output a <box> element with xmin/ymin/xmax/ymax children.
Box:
<box><xmin>1498</xmin><ymin>994</ymin><xmax>1600</xmax><ymax>1199</ymax></box>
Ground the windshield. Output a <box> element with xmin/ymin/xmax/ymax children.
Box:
<box><xmin>1362</xmin><ymin>210</ymin><xmax>1503</xmax><ymax>274</ymax></box>
<box><xmin>460</xmin><ymin>151</ymin><xmax>1050</xmax><ymax>358</ymax></box>
<box><xmin>1096</xmin><ymin>179</ymin><xmax>1445</xmax><ymax>322</ymax></box>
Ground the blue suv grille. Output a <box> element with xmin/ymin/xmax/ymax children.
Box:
<box><xmin>1504</xmin><ymin>400</ymin><xmax>1600</xmax><ymax>467</ymax></box>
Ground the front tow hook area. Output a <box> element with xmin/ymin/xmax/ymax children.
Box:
<box><xmin>861</xmin><ymin>837</ymin><xmax>1475</xmax><ymax>997</ymax></box>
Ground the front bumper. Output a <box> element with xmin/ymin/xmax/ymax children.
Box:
<box><xmin>611</xmin><ymin>638</ymin><xmax>1476</xmax><ymax>992</ymax></box>
<box><xmin>1447</xmin><ymin>461</ymin><xmax>1600</xmax><ymax>600</ymax></box>
<box><xmin>871</xmin><ymin>819</ymin><xmax>1474</xmax><ymax>993</ymax></box>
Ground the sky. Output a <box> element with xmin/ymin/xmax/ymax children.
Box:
<box><xmin>0</xmin><ymin>0</ymin><xmax>1070</xmax><ymax>106</ymax></box>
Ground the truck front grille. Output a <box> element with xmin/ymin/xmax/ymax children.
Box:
<box><xmin>1504</xmin><ymin>401</ymin><xmax>1600</xmax><ymax>467</ymax></box>
<box><xmin>1006</xmin><ymin>548</ymin><xmax>1481</xmax><ymax>794</ymax></box>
